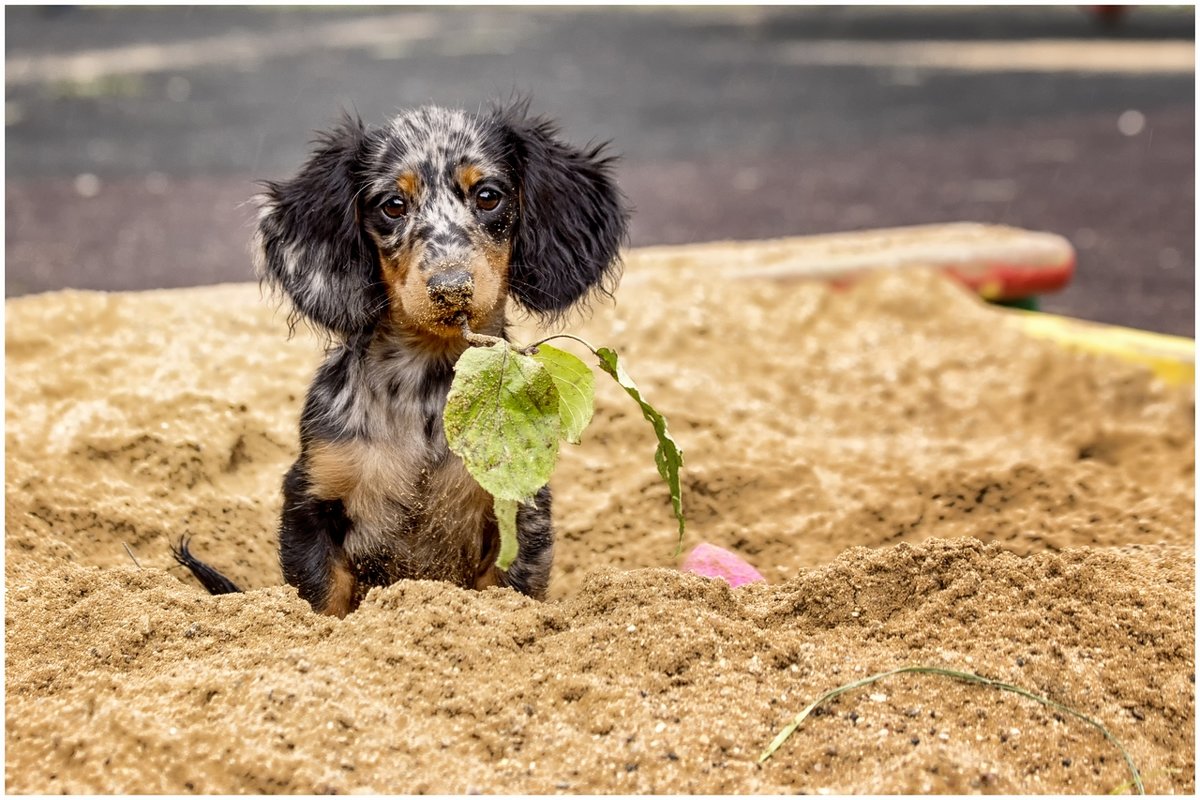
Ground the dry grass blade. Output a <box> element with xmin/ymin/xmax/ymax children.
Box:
<box><xmin>758</xmin><ymin>664</ymin><xmax>1144</xmax><ymax>795</ymax></box>
<box><xmin>122</xmin><ymin>542</ymin><xmax>142</xmax><ymax>568</ymax></box>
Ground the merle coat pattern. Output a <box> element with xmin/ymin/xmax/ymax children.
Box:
<box><xmin>174</xmin><ymin>102</ymin><xmax>629</xmax><ymax>616</ymax></box>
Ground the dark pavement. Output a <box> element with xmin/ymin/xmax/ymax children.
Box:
<box><xmin>5</xmin><ymin>5</ymin><xmax>1195</xmax><ymax>335</ymax></box>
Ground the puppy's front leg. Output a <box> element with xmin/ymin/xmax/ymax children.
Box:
<box><xmin>278</xmin><ymin>462</ymin><xmax>358</xmax><ymax>617</ymax></box>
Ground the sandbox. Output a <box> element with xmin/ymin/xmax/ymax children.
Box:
<box><xmin>5</xmin><ymin>239</ymin><xmax>1194</xmax><ymax>793</ymax></box>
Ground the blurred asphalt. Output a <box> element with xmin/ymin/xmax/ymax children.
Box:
<box><xmin>5</xmin><ymin>5</ymin><xmax>1195</xmax><ymax>335</ymax></box>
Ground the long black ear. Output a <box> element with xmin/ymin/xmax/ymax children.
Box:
<box><xmin>254</xmin><ymin>116</ymin><xmax>385</xmax><ymax>338</ymax></box>
<box><xmin>496</xmin><ymin>107</ymin><xmax>630</xmax><ymax>319</ymax></box>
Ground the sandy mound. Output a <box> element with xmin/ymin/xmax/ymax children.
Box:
<box><xmin>5</xmin><ymin>240</ymin><xmax>1194</xmax><ymax>794</ymax></box>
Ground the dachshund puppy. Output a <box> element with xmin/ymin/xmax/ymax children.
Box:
<box><xmin>174</xmin><ymin>102</ymin><xmax>628</xmax><ymax>616</ymax></box>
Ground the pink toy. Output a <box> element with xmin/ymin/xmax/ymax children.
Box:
<box><xmin>680</xmin><ymin>543</ymin><xmax>766</xmax><ymax>588</ymax></box>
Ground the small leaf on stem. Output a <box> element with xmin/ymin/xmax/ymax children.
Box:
<box><xmin>493</xmin><ymin>496</ymin><xmax>519</xmax><ymax>571</ymax></box>
<box><xmin>532</xmin><ymin>344</ymin><xmax>595</xmax><ymax>445</ymax></box>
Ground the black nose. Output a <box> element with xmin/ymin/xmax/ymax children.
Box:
<box><xmin>426</xmin><ymin>269</ymin><xmax>474</xmax><ymax>308</ymax></box>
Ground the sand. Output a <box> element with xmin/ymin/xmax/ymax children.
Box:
<box><xmin>5</xmin><ymin>239</ymin><xmax>1194</xmax><ymax>794</ymax></box>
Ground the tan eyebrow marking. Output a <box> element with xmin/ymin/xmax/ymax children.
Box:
<box><xmin>395</xmin><ymin>172</ymin><xmax>420</xmax><ymax>197</ymax></box>
<box><xmin>455</xmin><ymin>164</ymin><xmax>484</xmax><ymax>194</ymax></box>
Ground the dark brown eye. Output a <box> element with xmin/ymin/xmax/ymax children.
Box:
<box><xmin>475</xmin><ymin>187</ymin><xmax>503</xmax><ymax>212</ymax></box>
<box><xmin>381</xmin><ymin>197</ymin><xmax>408</xmax><ymax>219</ymax></box>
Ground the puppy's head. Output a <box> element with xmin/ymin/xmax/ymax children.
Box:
<box><xmin>255</xmin><ymin>104</ymin><xmax>629</xmax><ymax>340</ymax></box>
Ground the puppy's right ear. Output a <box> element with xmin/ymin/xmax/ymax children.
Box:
<box><xmin>254</xmin><ymin>116</ymin><xmax>386</xmax><ymax>338</ymax></box>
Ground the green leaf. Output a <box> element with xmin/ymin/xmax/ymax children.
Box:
<box><xmin>531</xmin><ymin>344</ymin><xmax>595</xmax><ymax>445</ymax></box>
<box><xmin>444</xmin><ymin>341</ymin><xmax>560</xmax><ymax>502</ymax></box>
<box><xmin>594</xmin><ymin>347</ymin><xmax>686</xmax><ymax>549</ymax></box>
<box><xmin>493</xmin><ymin>496</ymin><xmax>519</xmax><ymax>571</ymax></box>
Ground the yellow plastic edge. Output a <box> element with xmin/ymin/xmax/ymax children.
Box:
<box><xmin>1009</xmin><ymin>310</ymin><xmax>1194</xmax><ymax>387</ymax></box>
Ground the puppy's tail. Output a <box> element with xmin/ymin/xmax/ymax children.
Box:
<box><xmin>170</xmin><ymin>536</ymin><xmax>243</xmax><ymax>595</ymax></box>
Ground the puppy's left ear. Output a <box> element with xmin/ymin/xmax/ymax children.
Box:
<box><xmin>498</xmin><ymin>113</ymin><xmax>630</xmax><ymax>318</ymax></box>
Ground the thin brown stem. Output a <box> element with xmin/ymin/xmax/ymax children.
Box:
<box><xmin>521</xmin><ymin>332</ymin><xmax>599</xmax><ymax>357</ymax></box>
<box><xmin>459</xmin><ymin>315</ymin><xmax>505</xmax><ymax>348</ymax></box>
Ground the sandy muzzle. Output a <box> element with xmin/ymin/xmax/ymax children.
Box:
<box><xmin>4</xmin><ymin>240</ymin><xmax>1194</xmax><ymax>794</ymax></box>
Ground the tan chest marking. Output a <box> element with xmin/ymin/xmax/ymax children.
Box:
<box><xmin>306</xmin><ymin>438</ymin><xmax>424</xmax><ymax>527</ymax></box>
<box><xmin>305</xmin><ymin>436</ymin><xmax>494</xmax><ymax>570</ymax></box>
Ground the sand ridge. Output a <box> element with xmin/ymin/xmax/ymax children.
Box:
<box><xmin>5</xmin><ymin>241</ymin><xmax>1195</xmax><ymax>793</ymax></box>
